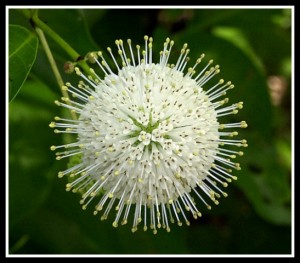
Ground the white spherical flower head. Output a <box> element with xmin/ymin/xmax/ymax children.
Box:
<box><xmin>50</xmin><ymin>36</ymin><xmax>247</xmax><ymax>234</ymax></box>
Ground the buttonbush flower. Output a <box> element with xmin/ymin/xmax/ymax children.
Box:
<box><xmin>50</xmin><ymin>36</ymin><xmax>247</xmax><ymax>234</ymax></box>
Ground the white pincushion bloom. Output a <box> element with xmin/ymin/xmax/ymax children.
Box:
<box><xmin>50</xmin><ymin>36</ymin><xmax>247</xmax><ymax>234</ymax></box>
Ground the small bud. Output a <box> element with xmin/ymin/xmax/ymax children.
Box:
<box><xmin>63</xmin><ymin>61</ymin><xmax>75</xmax><ymax>74</ymax></box>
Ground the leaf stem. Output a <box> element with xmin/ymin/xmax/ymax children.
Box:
<box><xmin>20</xmin><ymin>9</ymin><xmax>92</xmax><ymax>75</ymax></box>
<box><xmin>35</xmin><ymin>27</ymin><xmax>77</xmax><ymax>120</ymax></box>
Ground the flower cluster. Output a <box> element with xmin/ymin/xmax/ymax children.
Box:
<box><xmin>50</xmin><ymin>36</ymin><xmax>247</xmax><ymax>234</ymax></box>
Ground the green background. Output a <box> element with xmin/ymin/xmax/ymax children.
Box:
<box><xmin>9</xmin><ymin>8</ymin><xmax>292</xmax><ymax>254</ymax></box>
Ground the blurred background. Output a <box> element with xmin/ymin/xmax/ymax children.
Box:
<box><xmin>9</xmin><ymin>8</ymin><xmax>292</xmax><ymax>254</ymax></box>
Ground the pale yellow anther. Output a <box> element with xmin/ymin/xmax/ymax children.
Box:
<box><xmin>188</xmin><ymin>67</ymin><xmax>193</xmax><ymax>73</ymax></box>
<box><xmin>96</xmin><ymin>205</ymin><xmax>103</xmax><ymax>211</ymax></box>
<box><xmin>241</xmin><ymin>121</ymin><xmax>248</xmax><ymax>128</ymax></box>
<box><xmin>107</xmin><ymin>47</ymin><xmax>112</xmax><ymax>52</ymax></box>
<box><xmin>237</xmin><ymin>102</ymin><xmax>244</xmax><ymax>109</ymax></box>
<box><xmin>114</xmin><ymin>170</ymin><xmax>120</xmax><ymax>176</ymax></box>
<box><xmin>49</xmin><ymin>122</ymin><xmax>56</xmax><ymax>128</ymax></box>
<box><xmin>108</xmin><ymin>147</ymin><xmax>114</xmax><ymax>152</ymax></box>
<box><xmin>74</xmin><ymin>67</ymin><xmax>81</xmax><ymax>75</ymax></box>
<box><xmin>219</xmin><ymin>79</ymin><xmax>224</xmax><ymax>84</ymax></box>
<box><xmin>58</xmin><ymin>172</ymin><xmax>64</xmax><ymax>178</ymax></box>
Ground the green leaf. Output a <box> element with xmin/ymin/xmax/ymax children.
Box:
<box><xmin>237</xmin><ymin>135</ymin><xmax>291</xmax><ymax>225</ymax></box>
<box><xmin>9</xmin><ymin>25</ymin><xmax>38</xmax><ymax>102</ymax></box>
<box><xmin>9</xmin><ymin>79</ymin><xmax>61</xmax><ymax>226</ymax></box>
